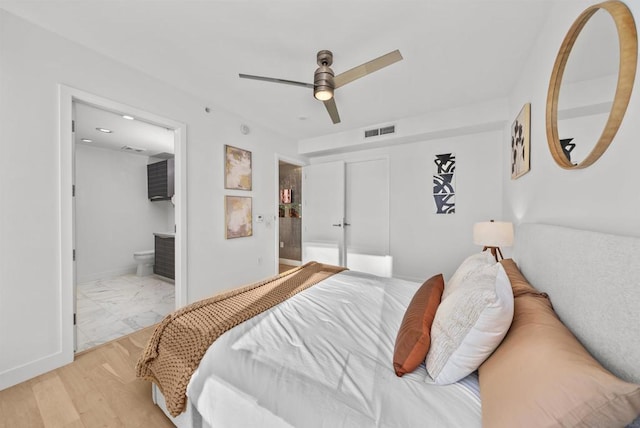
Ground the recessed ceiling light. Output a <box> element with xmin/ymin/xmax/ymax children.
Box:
<box><xmin>122</xmin><ymin>115</ymin><xmax>134</xmax><ymax>120</ymax></box>
<box><xmin>81</xmin><ymin>138</ymin><xmax>93</xmax><ymax>143</ymax></box>
<box><xmin>96</xmin><ymin>127</ymin><xmax>112</xmax><ymax>133</ymax></box>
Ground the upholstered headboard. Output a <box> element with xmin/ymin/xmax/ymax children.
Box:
<box><xmin>514</xmin><ymin>223</ymin><xmax>640</xmax><ymax>384</ymax></box>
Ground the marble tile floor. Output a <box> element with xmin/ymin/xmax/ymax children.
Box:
<box><xmin>76</xmin><ymin>273</ymin><xmax>175</xmax><ymax>352</ymax></box>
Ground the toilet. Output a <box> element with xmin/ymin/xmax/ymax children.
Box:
<box><xmin>133</xmin><ymin>250</ymin><xmax>155</xmax><ymax>276</ymax></box>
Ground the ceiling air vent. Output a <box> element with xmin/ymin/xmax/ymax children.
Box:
<box><xmin>120</xmin><ymin>145</ymin><xmax>146</xmax><ymax>153</ymax></box>
<box><xmin>380</xmin><ymin>125</ymin><xmax>395</xmax><ymax>135</ymax></box>
<box><xmin>364</xmin><ymin>128</ymin><xmax>380</xmax><ymax>138</ymax></box>
<box><xmin>364</xmin><ymin>125</ymin><xmax>396</xmax><ymax>138</ymax></box>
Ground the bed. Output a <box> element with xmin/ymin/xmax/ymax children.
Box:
<box><xmin>139</xmin><ymin>223</ymin><xmax>640</xmax><ymax>427</ymax></box>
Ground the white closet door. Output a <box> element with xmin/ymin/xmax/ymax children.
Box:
<box><xmin>345</xmin><ymin>159</ymin><xmax>389</xmax><ymax>255</ymax></box>
<box><xmin>345</xmin><ymin>159</ymin><xmax>391</xmax><ymax>276</ymax></box>
<box><xmin>302</xmin><ymin>161</ymin><xmax>345</xmax><ymax>266</ymax></box>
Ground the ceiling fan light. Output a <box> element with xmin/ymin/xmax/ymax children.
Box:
<box><xmin>314</xmin><ymin>65</ymin><xmax>335</xmax><ymax>101</ymax></box>
<box><xmin>314</xmin><ymin>87</ymin><xmax>333</xmax><ymax>101</ymax></box>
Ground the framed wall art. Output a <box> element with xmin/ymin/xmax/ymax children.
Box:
<box><xmin>225</xmin><ymin>145</ymin><xmax>252</xmax><ymax>190</ymax></box>
<box><xmin>225</xmin><ymin>195</ymin><xmax>253</xmax><ymax>239</ymax></box>
<box><xmin>433</xmin><ymin>153</ymin><xmax>456</xmax><ymax>214</ymax></box>
<box><xmin>511</xmin><ymin>103</ymin><xmax>531</xmax><ymax>179</ymax></box>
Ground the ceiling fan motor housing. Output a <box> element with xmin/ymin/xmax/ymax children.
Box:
<box><xmin>314</xmin><ymin>50</ymin><xmax>335</xmax><ymax>100</ymax></box>
<box><xmin>316</xmin><ymin>50</ymin><xmax>333</xmax><ymax>67</ymax></box>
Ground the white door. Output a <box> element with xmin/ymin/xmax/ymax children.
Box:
<box><xmin>303</xmin><ymin>159</ymin><xmax>391</xmax><ymax>275</ymax></box>
<box><xmin>345</xmin><ymin>158</ymin><xmax>389</xmax><ymax>254</ymax></box>
<box><xmin>302</xmin><ymin>161</ymin><xmax>345</xmax><ymax>266</ymax></box>
<box><xmin>345</xmin><ymin>159</ymin><xmax>391</xmax><ymax>276</ymax></box>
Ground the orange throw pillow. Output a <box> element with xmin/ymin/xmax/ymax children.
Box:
<box><xmin>393</xmin><ymin>274</ymin><xmax>444</xmax><ymax>377</ymax></box>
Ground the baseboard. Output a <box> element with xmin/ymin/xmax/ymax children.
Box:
<box><xmin>153</xmin><ymin>274</ymin><xmax>175</xmax><ymax>284</ymax></box>
<box><xmin>77</xmin><ymin>265</ymin><xmax>137</xmax><ymax>284</ymax></box>
<box><xmin>0</xmin><ymin>349</ymin><xmax>72</xmax><ymax>391</ymax></box>
<box><xmin>279</xmin><ymin>258</ymin><xmax>302</xmax><ymax>266</ymax></box>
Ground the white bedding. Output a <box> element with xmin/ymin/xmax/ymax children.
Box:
<box><xmin>186</xmin><ymin>271</ymin><xmax>481</xmax><ymax>428</ymax></box>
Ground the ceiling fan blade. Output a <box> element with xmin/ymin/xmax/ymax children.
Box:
<box><xmin>334</xmin><ymin>50</ymin><xmax>403</xmax><ymax>89</ymax></box>
<box><xmin>323</xmin><ymin>98</ymin><xmax>341</xmax><ymax>124</ymax></box>
<box><xmin>238</xmin><ymin>73</ymin><xmax>314</xmax><ymax>89</ymax></box>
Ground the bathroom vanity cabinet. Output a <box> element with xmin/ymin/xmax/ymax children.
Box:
<box><xmin>147</xmin><ymin>159</ymin><xmax>174</xmax><ymax>201</ymax></box>
<box><xmin>154</xmin><ymin>234</ymin><xmax>175</xmax><ymax>280</ymax></box>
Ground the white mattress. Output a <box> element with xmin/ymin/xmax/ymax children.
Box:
<box><xmin>186</xmin><ymin>271</ymin><xmax>481</xmax><ymax>428</ymax></box>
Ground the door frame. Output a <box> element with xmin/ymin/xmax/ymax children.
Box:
<box><xmin>59</xmin><ymin>84</ymin><xmax>188</xmax><ymax>359</ymax></box>
<box><xmin>274</xmin><ymin>154</ymin><xmax>307</xmax><ymax>274</ymax></box>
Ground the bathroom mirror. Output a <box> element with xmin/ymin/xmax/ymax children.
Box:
<box><xmin>546</xmin><ymin>1</ymin><xmax>637</xmax><ymax>169</ymax></box>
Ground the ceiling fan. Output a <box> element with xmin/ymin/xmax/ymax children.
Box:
<box><xmin>239</xmin><ymin>49</ymin><xmax>403</xmax><ymax>124</ymax></box>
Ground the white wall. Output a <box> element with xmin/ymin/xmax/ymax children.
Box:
<box><xmin>310</xmin><ymin>129</ymin><xmax>504</xmax><ymax>282</ymax></box>
<box><xmin>75</xmin><ymin>145</ymin><xmax>173</xmax><ymax>283</ymax></box>
<box><xmin>503</xmin><ymin>1</ymin><xmax>640</xmax><ymax>237</ymax></box>
<box><xmin>299</xmin><ymin>98</ymin><xmax>508</xmax><ymax>156</ymax></box>
<box><xmin>0</xmin><ymin>10</ymin><xmax>301</xmax><ymax>390</ymax></box>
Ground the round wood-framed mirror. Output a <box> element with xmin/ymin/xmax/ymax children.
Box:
<box><xmin>546</xmin><ymin>0</ymin><xmax>637</xmax><ymax>169</ymax></box>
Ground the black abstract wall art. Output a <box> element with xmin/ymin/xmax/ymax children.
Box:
<box><xmin>511</xmin><ymin>103</ymin><xmax>531</xmax><ymax>179</ymax></box>
<box><xmin>560</xmin><ymin>138</ymin><xmax>576</xmax><ymax>165</ymax></box>
<box><xmin>433</xmin><ymin>153</ymin><xmax>455</xmax><ymax>214</ymax></box>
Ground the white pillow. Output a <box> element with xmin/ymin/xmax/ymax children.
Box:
<box><xmin>425</xmin><ymin>263</ymin><xmax>513</xmax><ymax>385</ymax></box>
<box><xmin>442</xmin><ymin>250</ymin><xmax>495</xmax><ymax>300</ymax></box>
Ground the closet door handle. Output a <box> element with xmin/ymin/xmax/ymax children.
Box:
<box><xmin>344</xmin><ymin>223</ymin><xmax>351</xmax><ymax>227</ymax></box>
<box><xmin>332</xmin><ymin>223</ymin><xmax>342</xmax><ymax>227</ymax></box>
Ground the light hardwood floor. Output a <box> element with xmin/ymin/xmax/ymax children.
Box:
<box><xmin>279</xmin><ymin>263</ymin><xmax>297</xmax><ymax>274</ymax></box>
<box><xmin>0</xmin><ymin>326</ymin><xmax>173</xmax><ymax>428</ymax></box>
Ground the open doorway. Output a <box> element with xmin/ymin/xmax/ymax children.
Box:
<box><xmin>73</xmin><ymin>101</ymin><xmax>176</xmax><ymax>351</ymax></box>
<box><xmin>278</xmin><ymin>160</ymin><xmax>303</xmax><ymax>273</ymax></box>
<box><xmin>59</xmin><ymin>85</ymin><xmax>187</xmax><ymax>359</ymax></box>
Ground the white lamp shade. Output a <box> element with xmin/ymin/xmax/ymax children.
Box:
<box><xmin>473</xmin><ymin>221</ymin><xmax>514</xmax><ymax>247</ymax></box>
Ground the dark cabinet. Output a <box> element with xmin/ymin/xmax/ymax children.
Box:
<box><xmin>154</xmin><ymin>236</ymin><xmax>175</xmax><ymax>280</ymax></box>
<box><xmin>147</xmin><ymin>159</ymin><xmax>174</xmax><ymax>201</ymax></box>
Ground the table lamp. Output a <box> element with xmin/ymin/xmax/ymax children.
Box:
<box><xmin>473</xmin><ymin>220</ymin><xmax>514</xmax><ymax>262</ymax></box>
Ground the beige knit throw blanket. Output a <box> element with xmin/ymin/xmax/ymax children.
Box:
<box><xmin>136</xmin><ymin>261</ymin><xmax>346</xmax><ymax>417</ymax></box>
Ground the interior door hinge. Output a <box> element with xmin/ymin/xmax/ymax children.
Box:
<box><xmin>72</xmin><ymin>184</ymin><xmax>75</xmax><ymax>197</ymax></box>
<box><xmin>73</xmin><ymin>313</ymin><xmax>77</xmax><ymax>325</ymax></box>
<box><xmin>73</xmin><ymin>249</ymin><xmax>76</xmax><ymax>261</ymax></box>
<box><xmin>72</xmin><ymin>120</ymin><xmax>75</xmax><ymax>132</ymax></box>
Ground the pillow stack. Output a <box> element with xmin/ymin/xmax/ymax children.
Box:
<box><xmin>393</xmin><ymin>251</ymin><xmax>514</xmax><ymax>384</ymax></box>
<box><xmin>393</xmin><ymin>254</ymin><xmax>640</xmax><ymax>425</ymax></box>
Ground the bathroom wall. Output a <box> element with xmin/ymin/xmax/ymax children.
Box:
<box><xmin>279</xmin><ymin>163</ymin><xmax>302</xmax><ymax>262</ymax></box>
<box><xmin>75</xmin><ymin>144</ymin><xmax>173</xmax><ymax>283</ymax></box>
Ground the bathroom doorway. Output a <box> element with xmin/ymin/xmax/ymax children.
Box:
<box><xmin>72</xmin><ymin>101</ymin><xmax>177</xmax><ymax>352</ymax></box>
<box><xmin>278</xmin><ymin>159</ymin><xmax>303</xmax><ymax>273</ymax></box>
<box><xmin>73</xmin><ymin>101</ymin><xmax>178</xmax><ymax>351</ymax></box>
<box><xmin>59</xmin><ymin>85</ymin><xmax>187</xmax><ymax>358</ymax></box>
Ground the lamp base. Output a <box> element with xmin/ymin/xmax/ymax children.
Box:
<box><xmin>483</xmin><ymin>246</ymin><xmax>504</xmax><ymax>262</ymax></box>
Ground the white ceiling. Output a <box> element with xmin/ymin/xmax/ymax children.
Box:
<box><xmin>1</xmin><ymin>1</ymin><xmax>559</xmax><ymax>140</ymax></box>
<box><xmin>75</xmin><ymin>102</ymin><xmax>174</xmax><ymax>157</ymax></box>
